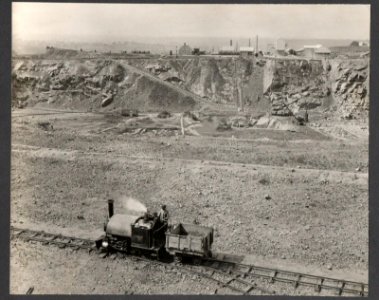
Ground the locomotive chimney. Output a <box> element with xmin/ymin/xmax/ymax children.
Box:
<box><xmin>108</xmin><ymin>199</ymin><xmax>114</xmax><ymax>218</ymax></box>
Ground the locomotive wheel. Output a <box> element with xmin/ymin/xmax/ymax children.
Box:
<box><xmin>95</xmin><ymin>239</ymin><xmax>102</xmax><ymax>250</ymax></box>
<box><xmin>174</xmin><ymin>255</ymin><xmax>183</xmax><ymax>264</ymax></box>
<box><xmin>193</xmin><ymin>257</ymin><xmax>202</xmax><ymax>265</ymax></box>
<box><xmin>157</xmin><ymin>248</ymin><xmax>165</xmax><ymax>261</ymax></box>
<box><xmin>112</xmin><ymin>240</ymin><xmax>128</xmax><ymax>253</ymax></box>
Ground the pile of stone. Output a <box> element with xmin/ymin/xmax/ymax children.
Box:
<box><xmin>270</xmin><ymin>93</ymin><xmax>291</xmax><ymax>116</ymax></box>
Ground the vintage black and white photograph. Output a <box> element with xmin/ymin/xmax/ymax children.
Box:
<box><xmin>10</xmin><ymin>3</ymin><xmax>369</xmax><ymax>296</ymax></box>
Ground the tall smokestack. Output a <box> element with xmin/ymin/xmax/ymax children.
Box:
<box><xmin>230</xmin><ymin>39</ymin><xmax>232</xmax><ymax>46</ymax></box>
<box><xmin>249</xmin><ymin>38</ymin><xmax>251</xmax><ymax>47</ymax></box>
<box><xmin>256</xmin><ymin>35</ymin><xmax>259</xmax><ymax>53</ymax></box>
<box><xmin>108</xmin><ymin>199</ymin><xmax>114</xmax><ymax>218</ymax></box>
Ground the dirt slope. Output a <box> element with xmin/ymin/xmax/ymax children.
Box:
<box><xmin>12</xmin><ymin>59</ymin><xmax>199</xmax><ymax>112</ymax></box>
<box><xmin>127</xmin><ymin>57</ymin><xmax>266</xmax><ymax>109</ymax></box>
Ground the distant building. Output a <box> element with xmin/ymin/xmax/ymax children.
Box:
<box><xmin>131</xmin><ymin>50</ymin><xmax>150</xmax><ymax>54</ymax></box>
<box><xmin>178</xmin><ymin>43</ymin><xmax>192</xmax><ymax>55</ymax></box>
<box><xmin>266</xmin><ymin>43</ymin><xmax>276</xmax><ymax>54</ymax></box>
<box><xmin>192</xmin><ymin>48</ymin><xmax>206</xmax><ymax>55</ymax></box>
<box><xmin>275</xmin><ymin>49</ymin><xmax>287</xmax><ymax>56</ymax></box>
<box><xmin>358</xmin><ymin>41</ymin><xmax>370</xmax><ymax>47</ymax></box>
<box><xmin>239</xmin><ymin>46</ymin><xmax>255</xmax><ymax>57</ymax></box>
<box><xmin>314</xmin><ymin>46</ymin><xmax>331</xmax><ymax>58</ymax></box>
<box><xmin>276</xmin><ymin>39</ymin><xmax>287</xmax><ymax>51</ymax></box>
<box><xmin>219</xmin><ymin>39</ymin><xmax>239</xmax><ymax>55</ymax></box>
<box><xmin>219</xmin><ymin>46</ymin><xmax>238</xmax><ymax>55</ymax></box>
<box><xmin>296</xmin><ymin>44</ymin><xmax>331</xmax><ymax>59</ymax></box>
<box><xmin>269</xmin><ymin>39</ymin><xmax>288</xmax><ymax>56</ymax></box>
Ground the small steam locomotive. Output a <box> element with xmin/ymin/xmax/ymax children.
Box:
<box><xmin>96</xmin><ymin>200</ymin><xmax>214</xmax><ymax>262</ymax></box>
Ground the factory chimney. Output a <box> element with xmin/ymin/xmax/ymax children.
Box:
<box><xmin>108</xmin><ymin>199</ymin><xmax>114</xmax><ymax>218</ymax></box>
<box><xmin>230</xmin><ymin>39</ymin><xmax>232</xmax><ymax>46</ymax></box>
<box><xmin>249</xmin><ymin>38</ymin><xmax>251</xmax><ymax>47</ymax></box>
<box><xmin>256</xmin><ymin>35</ymin><xmax>259</xmax><ymax>53</ymax></box>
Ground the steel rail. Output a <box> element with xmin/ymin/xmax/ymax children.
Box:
<box><xmin>192</xmin><ymin>263</ymin><xmax>275</xmax><ymax>295</ymax></box>
<box><xmin>11</xmin><ymin>226</ymin><xmax>368</xmax><ymax>296</ymax></box>
<box><xmin>202</xmin><ymin>257</ymin><xmax>368</xmax><ymax>296</ymax></box>
<box><xmin>10</xmin><ymin>227</ymin><xmax>252</xmax><ymax>294</ymax></box>
<box><xmin>11</xmin><ymin>227</ymin><xmax>96</xmax><ymax>251</ymax></box>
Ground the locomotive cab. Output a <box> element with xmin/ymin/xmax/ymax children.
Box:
<box><xmin>131</xmin><ymin>213</ymin><xmax>167</xmax><ymax>252</ymax></box>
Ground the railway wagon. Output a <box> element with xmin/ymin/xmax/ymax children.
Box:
<box><xmin>166</xmin><ymin>223</ymin><xmax>214</xmax><ymax>262</ymax></box>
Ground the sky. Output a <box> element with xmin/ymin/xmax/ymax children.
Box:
<box><xmin>12</xmin><ymin>3</ymin><xmax>370</xmax><ymax>42</ymax></box>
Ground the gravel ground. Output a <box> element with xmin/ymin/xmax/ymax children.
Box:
<box><xmin>10</xmin><ymin>110</ymin><xmax>368</xmax><ymax>294</ymax></box>
<box><xmin>10</xmin><ymin>239</ymin><xmax>222</xmax><ymax>295</ymax></box>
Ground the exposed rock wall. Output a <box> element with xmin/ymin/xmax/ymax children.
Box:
<box><xmin>328</xmin><ymin>59</ymin><xmax>369</xmax><ymax>117</ymax></box>
<box><xmin>263</xmin><ymin>57</ymin><xmax>369</xmax><ymax>118</ymax></box>
<box><xmin>263</xmin><ymin>58</ymin><xmax>330</xmax><ymax>116</ymax></box>
<box><xmin>12</xmin><ymin>55</ymin><xmax>369</xmax><ymax>118</ymax></box>
<box><xmin>12</xmin><ymin>59</ymin><xmax>198</xmax><ymax>112</ymax></box>
<box><xmin>126</xmin><ymin>57</ymin><xmax>266</xmax><ymax>109</ymax></box>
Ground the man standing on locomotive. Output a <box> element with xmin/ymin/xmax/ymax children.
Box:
<box><xmin>158</xmin><ymin>204</ymin><xmax>169</xmax><ymax>224</ymax></box>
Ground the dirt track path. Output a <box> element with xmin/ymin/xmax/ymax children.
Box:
<box><xmin>12</xmin><ymin>143</ymin><xmax>368</xmax><ymax>186</ymax></box>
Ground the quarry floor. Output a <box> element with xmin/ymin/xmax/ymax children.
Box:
<box><xmin>10</xmin><ymin>108</ymin><xmax>369</xmax><ymax>295</ymax></box>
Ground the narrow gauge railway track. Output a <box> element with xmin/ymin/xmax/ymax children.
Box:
<box><xmin>202</xmin><ymin>258</ymin><xmax>368</xmax><ymax>297</ymax></box>
<box><xmin>184</xmin><ymin>262</ymin><xmax>274</xmax><ymax>295</ymax></box>
<box><xmin>10</xmin><ymin>227</ymin><xmax>96</xmax><ymax>251</ymax></box>
<box><xmin>135</xmin><ymin>256</ymin><xmax>273</xmax><ymax>295</ymax></box>
<box><xmin>10</xmin><ymin>227</ymin><xmax>368</xmax><ymax>296</ymax></box>
<box><xmin>10</xmin><ymin>226</ymin><xmax>261</xmax><ymax>295</ymax></box>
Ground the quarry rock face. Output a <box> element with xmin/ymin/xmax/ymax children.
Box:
<box><xmin>184</xmin><ymin>58</ymin><xmax>227</xmax><ymax>101</ymax></box>
<box><xmin>328</xmin><ymin>60</ymin><xmax>369</xmax><ymax>118</ymax></box>
<box><xmin>263</xmin><ymin>57</ymin><xmax>369</xmax><ymax>118</ymax></box>
<box><xmin>12</xmin><ymin>55</ymin><xmax>369</xmax><ymax>118</ymax></box>
<box><xmin>127</xmin><ymin>57</ymin><xmax>265</xmax><ymax>108</ymax></box>
<box><xmin>263</xmin><ymin>59</ymin><xmax>329</xmax><ymax>116</ymax></box>
<box><xmin>12</xmin><ymin>59</ymin><xmax>199</xmax><ymax>112</ymax></box>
